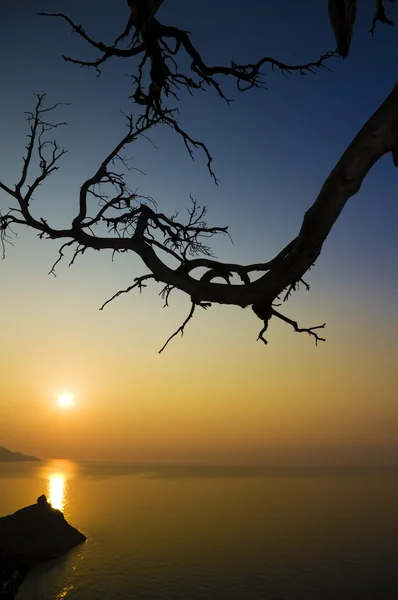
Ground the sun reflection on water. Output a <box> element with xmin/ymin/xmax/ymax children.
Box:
<box><xmin>56</xmin><ymin>583</ymin><xmax>74</xmax><ymax>599</ymax></box>
<box><xmin>40</xmin><ymin>459</ymin><xmax>77</xmax><ymax>518</ymax></box>
<box><xmin>49</xmin><ymin>473</ymin><xmax>66</xmax><ymax>511</ymax></box>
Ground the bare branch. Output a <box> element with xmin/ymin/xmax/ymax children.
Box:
<box><xmin>38</xmin><ymin>8</ymin><xmax>337</xmax><ymax>178</ymax></box>
<box><xmin>160</xmin><ymin>21</ymin><xmax>337</xmax><ymax>90</ymax></box>
<box><xmin>48</xmin><ymin>240</ymin><xmax>76</xmax><ymax>276</ymax></box>
<box><xmin>3</xmin><ymin>62</ymin><xmax>398</xmax><ymax>351</ymax></box>
<box><xmin>158</xmin><ymin>300</ymin><xmax>197</xmax><ymax>354</ymax></box>
<box><xmin>72</xmin><ymin>112</ymin><xmax>162</xmax><ymax>228</ymax></box>
<box><xmin>162</xmin><ymin>114</ymin><xmax>217</xmax><ymax>182</ymax></box>
<box><xmin>370</xmin><ymin>0</ymin><xmax>396</xmax><ymax>35</ymax></box>
<box><xmin>271</xmin><ymin>309</ymin><xmax>326</xmax><ymax>346</ymax></box>
<box><xmin>100</xmin><ymin>275</ymin><xmax>156</xmax><ymax>311</ymax></box>
<box><xmin>283</xmin><ymin>278</ymin><xmax>311</xmax><ymax>302</ymax></box>
<box><xmin>38</xmin><ymin>12</ymin><xmax>145</xmax><ymax>64</ymax></box>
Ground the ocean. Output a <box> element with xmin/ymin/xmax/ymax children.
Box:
<box><xmin>1</xmin><ymin>461</ymin><xmax>398</xmax><ymax>599</ymax></box>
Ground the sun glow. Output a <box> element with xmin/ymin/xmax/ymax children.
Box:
<box><xmin>58</xmin><ymin>392</ymin><xmax>75</xmax><ymax>409</ymax></box>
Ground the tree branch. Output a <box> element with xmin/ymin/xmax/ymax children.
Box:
<box><xmin>3</xmin><ymin>77</ymin><xmax>398</xmax><ymax>349</ymax></box>
<box><xmin>100</xmin><ymin>274</ymin><xmax>156</xmax><ymax>310</ymax></box>
<box><xmin>370</xmin><ymin>0</ymin><xmax>396</xmax><ymax>36</ymax></box>
<box><xmin>38</xmin><ymin>8</ymin><xmax>336</xmax><ymax>179</ymax></box>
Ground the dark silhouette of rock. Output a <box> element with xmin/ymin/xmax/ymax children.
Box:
<box><xmin>36</xmin><ymin>494</ymin><xmax>48</xmax><ymax>507</ymax></box>
<box><xmin>0</xmin><ymin>495</ymin><xmax>86</xmax><ymax>562</ymax></box>
<box><xmin>0</xmin><ymin>446</ymin><xmax>40</xmax><ymax>462</ymax></box>
<box><xmin>0</xmin><ymin>563</ymin><xmax>30</xmax><ymax>600</ymax></box>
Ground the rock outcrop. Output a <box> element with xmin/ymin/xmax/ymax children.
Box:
<box><xmin>0</xmin><ymin>495</ymin><xmax>86</xmax><ymax>563</ymax></box>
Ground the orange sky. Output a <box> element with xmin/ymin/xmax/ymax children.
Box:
<box><xmin>1</xmin><ymin>231</ymin><xmax>397</xmax><ymax>466</ymax></box>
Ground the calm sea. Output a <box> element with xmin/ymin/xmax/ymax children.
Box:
<box><xmin>1</xmin><ymin>461</ymin><xmax>398</xmax><ymax>599</ymax></box>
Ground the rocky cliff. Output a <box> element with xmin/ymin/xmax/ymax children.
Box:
<box><xmin>0</xmin><ymin>494</ymin><xmax>86</xmax><ymax>562</ymax></box>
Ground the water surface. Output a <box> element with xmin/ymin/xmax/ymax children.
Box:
<box><xmin>1</xmin><ymin>462</ymin><xmax>398</xmax><ymax>599</ymax></box>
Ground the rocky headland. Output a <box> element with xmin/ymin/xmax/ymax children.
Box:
<box><xmin>0</xmin><ymin>494</ymin><xmax>86</xmax><ymax>563</ymax></box>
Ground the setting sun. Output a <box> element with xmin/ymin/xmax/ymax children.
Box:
<box><xmin>58</xmin><ymin>392</ymin><xmax>75</xmax><ymax>409</ymax></box>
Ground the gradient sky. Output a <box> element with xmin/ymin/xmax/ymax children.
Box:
<box><xmin>0</xmin><ymin>0</ymin><xmax>397</xmax><ymax>465</ymax></box>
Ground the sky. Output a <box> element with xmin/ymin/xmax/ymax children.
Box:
<box><xmin>0</xmin><ymin>0</ymin><xmax>397</xmax><ymax>465</ymax></box>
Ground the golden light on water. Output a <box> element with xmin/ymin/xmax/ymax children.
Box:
<box><xmin>49</xmin><ymin>473</ymin><xmax>66</xmax><ymax>511</ymax></box>
<box><xmin>41</xmin><ymin>459</ymin><xmax>77</xmax><ymax>517</ymax></box>
<box><xmin>56</xmin><ymin>583</ymin><xmax>74</xmax><ymax>599</ymax></box>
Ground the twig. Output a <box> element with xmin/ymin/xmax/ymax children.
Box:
<box><xmin>100</xmin><ymin>275</ymin><xmax>155</xmax><ymax>310</ymax></box>
<box><xmin>158</xmin><ymin>301</ymin><xmax>196</xmax><ymax>353</ymax></box>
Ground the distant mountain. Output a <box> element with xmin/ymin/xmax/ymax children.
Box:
<box><xmin>0</xmin><ymin>446</ymin><xmax>40</xmax><ymax>462</ymax></box>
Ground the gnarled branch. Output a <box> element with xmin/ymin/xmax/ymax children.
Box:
<box><xmin>2</xmin><ymin>79</ymin><xmax>398</xmax><ymax>349</ymax></box>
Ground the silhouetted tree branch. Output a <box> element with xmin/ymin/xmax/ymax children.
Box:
<box><xmin>1</xmin><ymin>2</ymin><xmax>398</xmax><ymax>350</ymax></box>
<box><xmin>2</xmin><ymin>75</ymin><xmax>398</xmax><ymax>350</ymax></box>
<box><xmin>38</xmin><ymin>9</ymin><xmax>336</xmax><ymax>157</ymax></box>
<box><xmin>370</xmin><ymin>0</ymin><xmax>396</xmax><ymax>35</ymax></box>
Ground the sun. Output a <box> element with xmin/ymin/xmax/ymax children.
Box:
<box><xmin>58</xmin><ymin>392</ymin><xmax>75</xmax><ymax>409</ymax></box>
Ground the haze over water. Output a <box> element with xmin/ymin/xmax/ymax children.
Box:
<box><xmin>2</xmin><ymin>460</ymin><xmax>398</xmax><ymax>600</ymax></box>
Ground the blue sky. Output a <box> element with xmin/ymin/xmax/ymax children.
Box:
<box><xmin>2</xmin><ymin>1</ymin><xmax>398</xmax><ymax>272</ymax></box>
